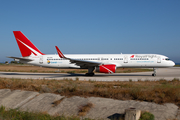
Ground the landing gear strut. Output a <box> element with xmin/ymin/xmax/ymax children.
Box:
<box><xmin>85</xmin><ymin>67</ymin><xmax>95</xmax><ymax>76</ymax></box>
<box><xmin>152</xmin><ymin>68</ymin><xmax>156</xmax><ymax>76</ymax></box>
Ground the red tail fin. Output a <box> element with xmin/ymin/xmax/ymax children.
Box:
<box><xmin>13</xmin><ymin>31</ymin><xmax>45</xmax><ymax>57</ymax></box>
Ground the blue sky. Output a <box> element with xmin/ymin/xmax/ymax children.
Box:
<box><xmin>0</xmin><ymin>0</ymin><xmax>180</xmax><ymax>63</ymax></box>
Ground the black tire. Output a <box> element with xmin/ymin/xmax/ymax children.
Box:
<box><xmin>152</xmin><ymin>73</ymin><xmax>156</xmax><ymax>76</ymax></box>
<box><xmin>85</xmin><ymin>73</ymin><xmax>94</xmax><ymax>76</ymax></box>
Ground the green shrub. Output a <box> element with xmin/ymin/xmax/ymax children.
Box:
<box><xmin>139</xmin><ymin>111</ymin><xmax>154</xmax><ymax>120</ymax></box>
<box><xmin>0</xmin><ymin>106</ymin><xmax>92</xmax><ymax>120</ymax></box>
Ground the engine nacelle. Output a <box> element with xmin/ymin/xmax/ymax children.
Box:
<box><xmin>95</xmin><ymin>64</ymin><xmax>116</xmax><ymax>73</ymax></box>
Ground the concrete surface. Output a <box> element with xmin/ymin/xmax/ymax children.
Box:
<box><xmin>0</xmin><ymin>89</ymin><xmax>179</xmax><ymax>120</ymax></box>
<box><xmin>20</xmin><ymin>93</ymin><xmax>64</xmax><ymax>113</ymax></box>
<box><xmin>49</xmin><ymin>96</ymin><xmax>89</xmax><ymax>116</ymax></box>
<box><xmin>0</xmin><ymin>67</ymin><xmax>180</xmax><ymax>81</ymax></box>
<box><xmin>0</xmin><ymin>89</ymin><xmax>39</xmax><ymax>109</ymax></box>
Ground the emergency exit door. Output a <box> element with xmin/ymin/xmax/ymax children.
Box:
<box><xmin>157</xmin><ymin>57</ymin><xmax>161</xmax><ymax>63</ymax></box>
<box><xmin>124</xmin><ymin>56</ymin><xmax>128</xmax><ymax>63</ymax></box>
<box><xmin>39</xmin><ymin>56</ymin><xmax>43</xmax><ymax>64</ymax></box>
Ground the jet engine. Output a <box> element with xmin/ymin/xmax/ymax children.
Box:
<box><xmin>95</xmin><ymin>64</ymin><xmax>116</xmax><ymax>73</ymax></box>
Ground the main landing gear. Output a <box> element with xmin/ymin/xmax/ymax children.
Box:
<box><xmin>85</xmin><ymin>73</ymin><xmax>94</xmax><ymax>76</ymax></box>
<box><xmin>152</xmin><ymin>68</ymin><xmax>156</xmax><ymax>76</ymax></box>
<box><xmin>85</xmin><ymin>67</ymin><xmax>95</xmax><ymax>76</ymax></box>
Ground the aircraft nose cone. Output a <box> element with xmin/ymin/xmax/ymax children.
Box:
<box><xmin>171</xmin><ymin>61</ymin><xmax>175</xmax><ymax>66</ymax></box>
<box><xmin>173</xmin><ymin>62</ymin><xmax>175</xmax><ymax>66</ymax></box>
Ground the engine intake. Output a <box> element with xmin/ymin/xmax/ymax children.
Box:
<box><xmin>95</xmin><ymin>64</ymin><xmax>116</xmax><ymax>73</ymax></box>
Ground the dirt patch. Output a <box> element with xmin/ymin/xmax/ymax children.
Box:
<box><xmin>52</xmin><ymin>97</ymin><xmax>65</xmax><ymax>107</ymax></box>
<box><xmin>78</xmin><ymin>102</ymin><xmax>94</xmax><ymax>116</ymax></box>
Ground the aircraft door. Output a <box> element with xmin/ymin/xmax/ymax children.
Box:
<box><xmin>124</xmin><ymin>56</ymin><xmax>128</xmax><ymax>63</ymax></box>
<box><xmin>157</xmin><ymin>57</ymin><xmax>161</xmax><ymax>63</ymax></box>
<box><xmin>39</xmin><ymin>56</ymin><xmax>43</xmax><ymax>64</ymax></box>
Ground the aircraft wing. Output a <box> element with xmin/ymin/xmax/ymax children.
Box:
<box><xmin>7</xmin><ymin>56</ymin><xmax>33</xmax><ymax>61</ymax></box>
<box><xmin>69</xmin><ymin>59</ymin><xmax>101</xmax><ymax>67</ymax></box>
<box><xmin>55</xmin><ymin>46</ymin><xmax>101</xmax><ymax>68</ymax></box>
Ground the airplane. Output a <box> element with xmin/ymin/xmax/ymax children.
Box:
<box><xmin>8</xmin><ymin>31</ymin><xmax>175</xmax><ymax>76</ymax></box>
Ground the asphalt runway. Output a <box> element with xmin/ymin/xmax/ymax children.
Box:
<box><xmin>0</xmin><ymin>67</ymin><xmax>180</xmax><ymax>81</ymax></box>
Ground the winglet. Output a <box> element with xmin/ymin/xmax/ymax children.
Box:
<box><xmin>55</xmin><ymin>46</ymin><xmax>66</xmax><ymax>58</ymax></box>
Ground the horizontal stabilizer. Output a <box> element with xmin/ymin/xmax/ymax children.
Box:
<box><xmin>7</xmin><ymin>56</ymin><xmax>33</xmax><ymax>61</ymax></box>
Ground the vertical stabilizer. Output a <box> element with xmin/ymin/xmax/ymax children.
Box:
<box><xmin>13</xmin><ymin>31</ymin><xmax>45</xmax><ymax>57</ymax></box>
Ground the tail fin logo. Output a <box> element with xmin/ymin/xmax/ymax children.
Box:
<box><xmin>17</xmin><ymin>38</ymin><xmax>42</xmax><ymax>56</ymax></box>
<box><xmin>130</xmin><ymin>55</ymin><xmax>135</xmax><ymax>58</ymax></box>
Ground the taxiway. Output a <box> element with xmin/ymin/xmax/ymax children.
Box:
<box><xmin>0</xmin><ymin>67</ymin><xmax>179</xmax><ymax>81</ymax></box>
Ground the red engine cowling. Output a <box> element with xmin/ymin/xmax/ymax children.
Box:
<box><xmin>95</xmin><ymin>64</ymin><xmax>116</xmax><ymax>73</ymax></box>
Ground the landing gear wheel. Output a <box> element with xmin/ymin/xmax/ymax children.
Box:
<box><xmin>85</xmin><ymin>73</ymin><xmax>94</xmax><ymax>76</ymax></box>
<box><xmin>152</xmin><ymin>73</ymin><xmax>156</xmax><ymax>76</ymax></box>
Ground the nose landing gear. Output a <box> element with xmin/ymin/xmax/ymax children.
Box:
<box><xmin>152</xmin><ymin>68</ymin><xmax>156</xmax><ymax>76</ymax></box>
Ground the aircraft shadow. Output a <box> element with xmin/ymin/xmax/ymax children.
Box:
<box><xmin>69</xmin><ymin>73</ymin><xmax>151</xmax><ymax>77</ymax></box>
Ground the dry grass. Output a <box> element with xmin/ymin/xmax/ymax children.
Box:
<box><xmin>78</xmin><ymin>102</ymin><xmax>93</xmax><ymax>116</ymax></box>
<box><xmin>167</xmin><ymin>119</ymin><xmax>178</xmax><ymax>120</ymax></box>
<box><xmin>0</xmin><ymin>64</ymin><xmax>152</xmax><ymax>73</ymax></box>
<box><xmin>0</xmin><ymin>77</ymin><xmax>180</xmax><ymax>107</ymax></box>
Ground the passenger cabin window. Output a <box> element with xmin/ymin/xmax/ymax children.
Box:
<box><xmin>114</xmin><ymin>58</ymin><xmax>123</xmax><ymax>60</ymax></box>
<box><xmin>130</xmin><ymin>58</ymin><xmax>149</xmax><ymax>60</ymax></box>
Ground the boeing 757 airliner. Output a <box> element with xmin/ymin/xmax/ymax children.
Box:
<box><xmin>8</xmin><ymin>31</ymin><xmax>175</xmax><ymax>76</ymax></box>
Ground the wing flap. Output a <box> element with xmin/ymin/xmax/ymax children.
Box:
<box><xmin>70</xmin><ymin>59</ymin><xmax>101</xmax><ymax>67</ymax></box>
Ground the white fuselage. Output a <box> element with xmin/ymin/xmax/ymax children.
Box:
<box><xmin>11</xmin><ymin>31</ymin><xmax>175</xmax><ymax>76</ymax></box>
<box><xmin>21</xmin><ymin>54</ymin><xmax>175</xmax><ymax>69</ymax></box>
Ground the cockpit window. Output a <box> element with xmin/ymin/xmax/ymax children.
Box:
<box><xmin>165</xmin><ymin>58</ymin><xmax>171</xmax><ymax>61</ymax></box>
